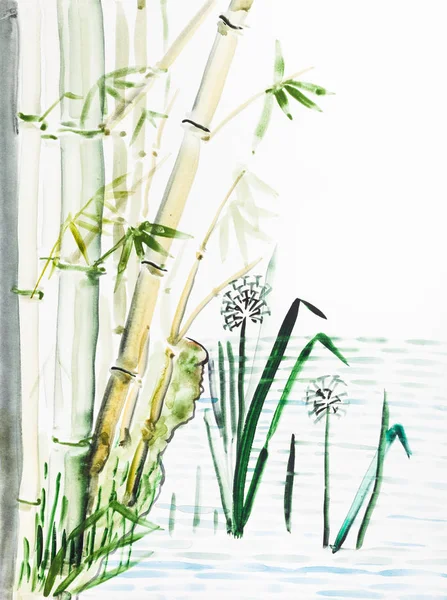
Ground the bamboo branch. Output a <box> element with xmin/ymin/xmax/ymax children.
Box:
<box><xmin>105</xmin><ymin>0</ymin><xmax>217</xmax><ymax>132</ymax></box>
<box><xmin>87</xmin><ymin>0</ymin><xmax>256</xmax><ymax>488</ymax></box>
<box><xmin>177</xmin><ymin>258</ymin><xmax>261</xmax><ymax>341</ymax></box>
<box><xmin>209</xmin><ymin>68</ymin><xmax>314</xmax><ymax>140</ymax></box>
<box><xmin>169</xmin><ymin>170</ymin><xmax>246</xmax><ymax>343</ymax></box>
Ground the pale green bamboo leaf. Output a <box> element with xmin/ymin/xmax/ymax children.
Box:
<box><xmin>115</xmin><ymin>234</ymin><xmax>134</xmax><ymax>291</ymax></box>
<box><xmin>64</xmin><ymin>92</ymin><xmax>83</xmax><ymax>100</ymax></box>
<box><xmin>76</xmin><ymin>220</ymin><xmax>101</xmax><ymax>234</ymax></box>
<box><xmin>274</xmin><ymin>89</ymin><xmax>293</xmax><ymax>120</ymax></box>
<box><xmin>253</xmin><ymin>92</ymin><xmax>274</xmax><ymax>153</ymax></box>
<box><xmin>69</xmin><ymin>221</ymin><xmax>89</xmax><ymax>264</ymax></box>
<box><xmin>274</xmin><ymin>40</ymin><xmax>285</xmax><ymax>84</ymax></box>
<box><xmin>113</xmin><ymin>79</ymin><xmax>146</xmax><ymax>89</ymax></box>
<box><xmin>284</xmin><ymin>80</ymin><xmax>333</xmax><ymax>96</ymax></box>
<box><xmin>105</xmin><ymin>86</ymin><xmax>122</xmax><ymax>101</ymax></box>
<box><xmin>130</xmin><ymin>111</ymin><xmax>147</xmax><ymax>146</ymax></box>
<box><xmin>142</xmin><ymin>222</ymin><xmax>192</xmax><ymax>239</ymax></box>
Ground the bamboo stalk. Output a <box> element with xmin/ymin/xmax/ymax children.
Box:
<box><xmin>53</xmin><ymin>0</ymin><xmax>105</xmax><ymax>562</ymax></box>
<box><xmin>88</xmin><ymin>0</ymin><xmax>256</xmax><ymax>487</ymax></box>
<box><xmin>0</xmin><ymin>2</ymin><xmax>21</xmax><ymax>597</ymax></box>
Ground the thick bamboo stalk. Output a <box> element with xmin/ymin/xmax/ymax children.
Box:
<box><xmin>53</xmin><ymin>0</ymin><xmax>105</xmax><ymax>556</ymax></box>
<box><xmin>0</xmin><ymin>2</ymin><xmax>21</xmax><ymax>597</ymax></box>
<box><xmin>88</xmin><ymin>0</ymin><xmax>255</xmax><ymax>485</ymax></box>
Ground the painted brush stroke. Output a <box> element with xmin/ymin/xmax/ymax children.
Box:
<box><xmin>0</xmin><ymin>2</ymin><xmax>21</xmax><ymax>598</ymax></box>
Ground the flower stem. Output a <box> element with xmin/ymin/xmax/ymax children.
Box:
<box><xmin>237</xmin><ymin>318</ymin><xmax>247</xmax><ymax>452</ymax></box>
<box><xmin>323</xmin><ymin>409</ymin><xmax>330</xmax><ymax>548</ymax></box>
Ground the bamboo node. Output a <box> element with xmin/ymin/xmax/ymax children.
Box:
<box><xmin>182</xmin><ymin>118</ymin><xmax>211</xmax><ymax>137</ymax></box>
<box><xmin>111</xmin><ymin>366</ymin><xmax>137</xmax><ymax>379</ymax></box>
<box><xmin>141</xmin><ymin>420</ymin><xmax>155</xmax><ymax>442</ymax></box>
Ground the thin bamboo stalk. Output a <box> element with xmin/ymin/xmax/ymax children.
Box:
<box><xmin>0</xmin><ymin>2</ymin><xmax>21</xmax><ymax>597</ymax></box>
<box><xmin>88</xmin><ymin>0</ymin><xmax>256</xmax><ymax>488</ymax></box>
<box><xmin>53</xmin><ymin>0</ymin><xmax>105</xmax><ymax>561</ymax></box>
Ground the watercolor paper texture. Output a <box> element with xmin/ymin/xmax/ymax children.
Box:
<box><xmin>0</xmin><ymin>0</ymin><xmax>446</xmax><ymax>598</ymax></box>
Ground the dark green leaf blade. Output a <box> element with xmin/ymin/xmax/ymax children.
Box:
<box><xmin>284</xmin><ymin>85</ymin><xmax>322</xmax><ymax>112</ymax></box>
<box><xmin>274</xmin><ymin>89</ymin><xmax>293</xmax><ymax>120</ymax></box>
<box><xmin>284</xmin><ymin>433</ymin><xmax>296</xmax><ymax>533</ymax></box>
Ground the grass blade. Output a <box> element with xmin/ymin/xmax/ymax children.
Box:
<box><xmin>218</xmin><ymin>341</ymin><xmax>229</xmax><ymax>453</ymax></box>
<box><xmin>284</xmin><ymin>433</ymin><xmax>296</xmax><ymax>533</ymax></box>
<box><xmin>227</xmin><ymin>342</ymin><xmax>237</xmax><ymax>445</ymax></box>
<box><xmin>233</xmin><ymin>298</ymin><xmax>301</xmax><ymax>533</ymax></box>
<box><xmin>356</xmin><ymin>391</ymin><xmax>389</xmax><ymax>549</ymax></box>
<box><xmin>73</xmin><ymin>553</ymin><xmax>153</xmax><ymax>594</ymax></box>
<box><xmin>332</xmin><ymin>419</ymin><xmax>412</xmax><ymax>554</ymax></box>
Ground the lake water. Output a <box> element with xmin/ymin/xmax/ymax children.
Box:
<box><xmin>83</xmin><ymin>336</ymin><xmax>447</xmax><ymax>599</ymax></box>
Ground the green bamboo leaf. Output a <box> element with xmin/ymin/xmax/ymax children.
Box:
<box><xmin>41</xmin><ymin>134</ymin><xmax>58</xmax><ymax>140</ymax></box>
<box><xmin>59</xmin><ymin>127</ymin><xmax>103</xmax><ymax>138</ymax></box>
<box><xmin>80</xmin><ymin>86</ymin><xmax>97</xmax><ymax>127</ymax></box>
<box><xmin>274</xmin><ymin>89</ymin><xmax>293</xmax><ymax>120</ymax></box>
<box><xmin>284</xmin><ymin>433</ymin><xmax>296</xmax><ymax>533</ymax></box>
<box><xmin>284</xmin><ymin>85</ymin><xmax>322</xmax><ymax>112</ymax></box>
<box><xmin>142</xmin><ymin>222</ymin><xmax>192</xmax><ymax>239</ymax></box>
<box><xmin>284</xmin><ymin>80</ymin><xmax>333</xmax><ymax>96</ymax></box>
<box><xmin>64</xmin><ymin>92</ymin><xmax>83</xmax><ymax>100</ymax></box>
<box><xmin>69</xmin><ymin>221</ymin><xmax>89</xmax><ymax>264</ymax></box>
<box><xmin>274</xmin><ymin>40</ymin><xmax>285</xmax><ymax>84</ymax></box>
<box><xmin>76</xmin><ymin>219</ymin><xmax>101</xmax><ymax>234</ymax></box>
<box><xmin>115</xmin><ymin>233</ymin><xmax>134</xmax><ymax>291</ymax></box>
<box><xmin>139</xmin><ymin>230</ymin><xmax>171</xmax><ymax>257</ymax></box>
<box><xmin>113</xmin><ymin>79</ymin><xmax>146</xmax><ymax>89</ymax></box>
<box><xmin>18</xmin><ymin>112</ymin><xmax>40</xmax><ymax>122</ymax></box>
<box><xmin>105</xmin><ymin>85</ymin><xmax>122</xmax><ymax>101</ymax></box>
<box><xmin>130</xmin><ymin>110</ymin><xmax>147</xmax><ymax>146</ymax></box>
<box><xmin>106</xmin><ymin>65</ymin><xmax>147</xmax><ymax>80</ymax></box>
<box><xmin>301</xmin><ymin>300</ymin><xmax>327</xmax><ymax>320</ymax></box>
<box><xmin>253</xmin><ymin>92</ymin><xmax>274</xmax><ymax>153</ymax></box>
<box><xmin>133</xmin><ymin>235</ymin><xmax>145</xmax><ymax>259</ymax></box>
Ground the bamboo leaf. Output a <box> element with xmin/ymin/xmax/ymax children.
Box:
<box><xmin>41</xmin><ymin>134</ymin><xmax>58</xmax><ymax>140</ymax></box>
<box><xmin>274</xmin><ymin>89</ymin><xmax>293</xmax><ymax>120</ymax></box>
<box><xmin>115</xmin><ymin>234</ymin><xmax>134</xmax><ymax>291</ymax></box>
<box><xmin>139</xmin><ymin>230</ymin><xmax>171</xmax><ymax>257</ymax></box>
<box><xmin>284</xmin><ymin>85</ymin><xmax>322</xmax><ymax>112</ymax></box>
<box><xmin>274</xmin><ymin>40</ymin><xmax>285</xmax><ymax>83</ymax></box>
<box><xmin>284</xmin><ymin>80</ymin><xmax>333</xmax><ymax>96</ymax></box>
<box><xmin>76</xmin><ymin>220</ymin><xmax>101</xmax><ymax>234</ymax></box>
<box><xmin>253</xmin><ymin>92</ymin><xmax>274</xmax><ymax>153</ymax></box>
<box><xmin>142</xmin><ymin>222</ymin><xmax>192</xmax><ymax>239</ymax></box>
<box><xmin>130</xmin><ymin>110</ymin><xmax>147</xmax><ymax>146</ymax></box>
<box><xmin>64</xmin><ymin>92</ymin><xmax>83</xmax><ymax>100</ymax></box>
<box><xmin>80</xmin><ymin>86</ymin><xmax>97</xmax><ymax>127</ymax></box>
<box><xmin>105</xmin><ymin>85</ymin><xmax>122</xmax><ymax>101</ymax></box>
<box><xmin>113</xmin><ymin>79</ymin><xmax>146</xmax><ymax>89</ymax></box>
<box><xmin>18</xmin><ymin>112</ymin><xmax>40</xmax><ymax>122</ymax></box>
<box><xmin>133</xmin><ymin>235</ymin><xmax>145</xmax><ymax>259</ymax></box>
<box><xmin>106</xmin><ymin>65</ymin><xmax>148</xmax><ymax>80</ymax></box>
<box><xmin>69</xmin><ymin>221</ymin><xmax>89</xmax><ymax>264</ymax></box>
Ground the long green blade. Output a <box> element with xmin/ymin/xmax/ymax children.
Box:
<box><xmin>332</xmin><ymin>420</ymin><xmax>412</xmax><ymax>553</ymax></box>
<box><xmin>284</xmin><ymin>433</ymin><xmax>296</xmax><ymax>533</ymax></box>
<box><xmin>233</xmin><ymin>298</ymin><xmax>301</xmax><ymax>531</ymax></box>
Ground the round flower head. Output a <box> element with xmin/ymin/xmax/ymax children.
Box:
<box><xmin>306</xmin><ymin>375</ymin><xmax>348</xmax><ymax>423</ymax></box>
<box><xmin>221</xmin><ymin>274</ymin><xmax>271</xmax><ymax>331</ymax></box>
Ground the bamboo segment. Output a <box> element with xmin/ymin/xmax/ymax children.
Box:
<box><xmin>53</xmin><ymin>0</ymin><xmax>105</xmax><ymax>553</ymax></box>
<box><xmin>0</xmin><ymin>2</ymin><xmax>21</xmax><ymax>597</ymax></box>
<box><xmin>88</xmin><ymin>0</ymin><xmax>255</xmax><ymax>487</ymax></box>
